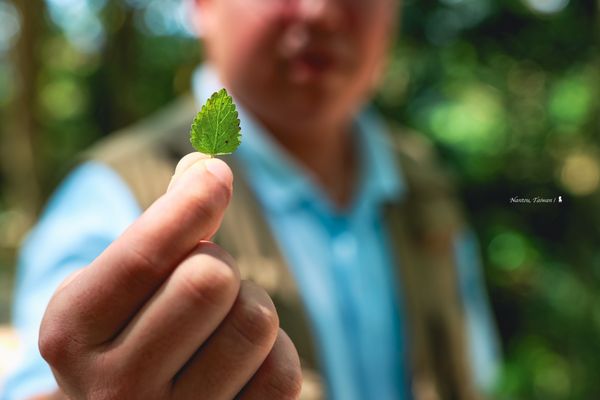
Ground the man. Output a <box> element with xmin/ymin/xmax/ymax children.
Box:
<box><xmin>3</xmin><ymin>0</ymin><xmax>499</xmax><ymax>398</ymax></box>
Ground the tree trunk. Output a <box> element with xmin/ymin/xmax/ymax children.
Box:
<box><xmin>0</xmin><ymin>0</ymin><xmax>44</xmax><ymax>246</ymax></box>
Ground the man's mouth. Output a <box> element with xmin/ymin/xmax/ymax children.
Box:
<box><xmin>278</xmin><ymin>27</ymin><xmax>351</xmax><ymax>86</ymax></box>
<box><xmin>287</xmin><ymin>48</ymin><xmax>339</xmax><ymax>84</ymax></box>
<box><xmin>297</xmin><ymin>50</ymin><xmax>334</xmax><ymax>70</ymax></box>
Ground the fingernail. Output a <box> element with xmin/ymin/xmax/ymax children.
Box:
<box><xmin>204</xmin><ymin>158</ymin><xmax>233</xmax><ymax>187</ymax></box>
<box><xmin>168</xmin><ymin>152</ymin><xmax>209</xmax><ymax>192</ymax></box>
<box><xmin>175</xmin><ymin>152</ymin><xmax>209</xmax><ymax>176</ymax></box>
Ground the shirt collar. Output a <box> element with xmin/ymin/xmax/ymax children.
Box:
<box><xmin>354</xmin><ymin>108</ymin><xmax>406</xmax><ymax>209</ymax></box>
<box><xmin>192</xmin><ymin>64</ymin><xmax>406</xmax><ymax>214</ymax></box>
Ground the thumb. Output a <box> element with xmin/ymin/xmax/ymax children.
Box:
<box><xmin>168</xmin><ymin>152</ymin><xmax>232</xmax><ymax>192</ymax></box>
<box><xmin>165</xmin><ymin>152</ymin><xmax>234</xmax><ymax>240</ymax></box>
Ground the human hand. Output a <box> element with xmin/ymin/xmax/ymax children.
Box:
<box><xmin>38</xmin><ymin>153</ymin><xmax>302</xmax><ymax>399</ymax></box>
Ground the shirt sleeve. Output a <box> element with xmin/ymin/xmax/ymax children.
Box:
<box><xmin>1</xmin><ymin>162</ymin><xmax>142</xmax><ymax>400</ymax></box>
<box><xmin>454</xmin><ymin>228</ymin><xmax>502</xmax><ymax>393</ymax></box>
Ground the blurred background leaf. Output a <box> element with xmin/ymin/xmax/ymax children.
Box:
<box><xmin>0</xmin><ymin>0</ymin><xmax>599</xmax><ymax>398</ymax></box>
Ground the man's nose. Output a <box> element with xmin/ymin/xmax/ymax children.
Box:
<box><xmin>290</xmin><ymin>0</ymin><xmax>344</xmax><ymax>30</ymax></box>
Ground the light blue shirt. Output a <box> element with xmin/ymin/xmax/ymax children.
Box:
<box><xmin>2</xmin><ymin>65</ymin><xmax>499</xmax><ymax>400</ymax></box>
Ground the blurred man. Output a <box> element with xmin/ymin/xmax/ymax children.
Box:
<box><xmin>2</xmin><ymin>0</ymin><xmax>499</xmax><ymax>399</ymax></box>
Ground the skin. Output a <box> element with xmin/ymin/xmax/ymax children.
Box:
<box><xmin>36</xmin><ymin>0</ymin><xmax>398</xmax><ymax>398</ymax></box>
<box><xmin>197</xmin><ymin>0</ymin><xmax>398</xmax><ymax>206</ymax></box>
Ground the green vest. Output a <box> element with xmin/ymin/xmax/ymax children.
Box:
<box><xmin>86</xmin><ymin>96</ymin><xmax>482</xmax><ymax>400</ymax></box>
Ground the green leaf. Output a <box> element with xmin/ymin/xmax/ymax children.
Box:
<box><xmin>189</xmin><ymin>88</ymin><xmax>241</xmax><ymax>156</ymax></box>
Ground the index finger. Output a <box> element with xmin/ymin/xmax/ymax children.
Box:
<box><xmin>46</xmin><ymin>154</ymin><xmax>233</xmax><ymax>345</ymax></box>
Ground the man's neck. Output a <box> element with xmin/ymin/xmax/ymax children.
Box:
<box><xmin>263</xmin><ymin>119</ymin><xmax>358</xmax><ymax>209</ymax></box>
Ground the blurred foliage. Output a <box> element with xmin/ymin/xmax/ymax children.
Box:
<box><xmin>0</xmin><ymin>0</ymin><xmax>599</xmax><ymax>398</ymax></box>
<box><xmin>376</xmin><ymin>0</ymin><xmax>600</xmax><ymax>398</ymax></box>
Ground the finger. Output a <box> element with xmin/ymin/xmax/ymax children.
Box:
<box><xmin>168</xmin><ymin>152</ymin><xmax>210</xmax><ymax>191</ymax></box>
<box><xmin>103</xmin><ymin>242</ymin><xmax>240</xmax><ymax>384</ymax></box>
<box><xmin>238</xmin><ymin>329</ymin><xmax>303</xmax><ymax>400</ymax></box>
<box><xmin>55</xmin><ymin>269</ymin><xmax>85</xmax><ymax>293</ymax></box>
<box><xmin>41</xmin><ymin>156</ymin><xmax>233</xmax><ymax>348</ymax></box>
<box><xmin>171</xmin><ymin>280</ymin><xmax>280</xmax><ymax>400</ymax></box>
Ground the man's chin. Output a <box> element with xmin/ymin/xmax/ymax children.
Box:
<box><xmin>287</xmin><ymin>68</ymin><xmax>347</xmax><ymax>94</ymax></box>
<box><xmin>275</xmin><ymin>101</ymin><xmax>352</xmax><ymax>131</ymax></box>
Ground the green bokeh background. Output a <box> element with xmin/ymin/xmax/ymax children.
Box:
<box><xmin>0</xmin><ymin>0</ymin><xmax>599</xmax><ymax>398</ymax></box>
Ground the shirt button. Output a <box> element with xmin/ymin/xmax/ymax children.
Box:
<box><xmin>333</xmin><ymin>231</ymin><xmax>357</xmax><ymax>261</ymax></box>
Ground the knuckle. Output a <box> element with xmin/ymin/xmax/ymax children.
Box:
<box><xmin>186</xmin><ymin>175</ymin><xmax>230</xmax><ymax>220</ymax></box>
<box><xmin>263</xmin><ymin>331</ymin><xmax>303</xmax><ymax>399</ymax></box>
<box><xmin>120</xmin><ymin>244</ymin><xmax>165</xmax><ymax>288</ymax></box>
<box><xmin>39</xmin><ymin>311</ymin><xmax>81</xmax><ymax>367</ymax></box>
<box><xmin>231</xmin><ymin>282</ymin><xmax>279</xmax><ymax>349</ymax></box>
<box><xmin>265</xmin><ymin>365</ymin><xmax>303</xmax><ymax>400</ymax></box>
<box><xmin>38</xmin><ymin>324</ymin><xmax>64</xmax><ymax>366</ymax></box>
<box><xmin>177</xmin><ymin>250</ymin><xmax>240</xmax><ymax>308</ymax></box>
<box><xmin>187</xmin><ymin>191</ymin><xmax>216</xmax><ymax>223</ymax></box>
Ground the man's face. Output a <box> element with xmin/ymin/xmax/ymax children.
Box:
<box><xmin>196</xmin><ymin>0</ymin><xmax>398</xmax><ymax>131</ymax></box>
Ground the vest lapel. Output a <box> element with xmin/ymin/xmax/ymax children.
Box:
<box><xmin>384</xmin><ymin>147</ymin><xmax>481</xmax><ymax>400</ymax></box>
